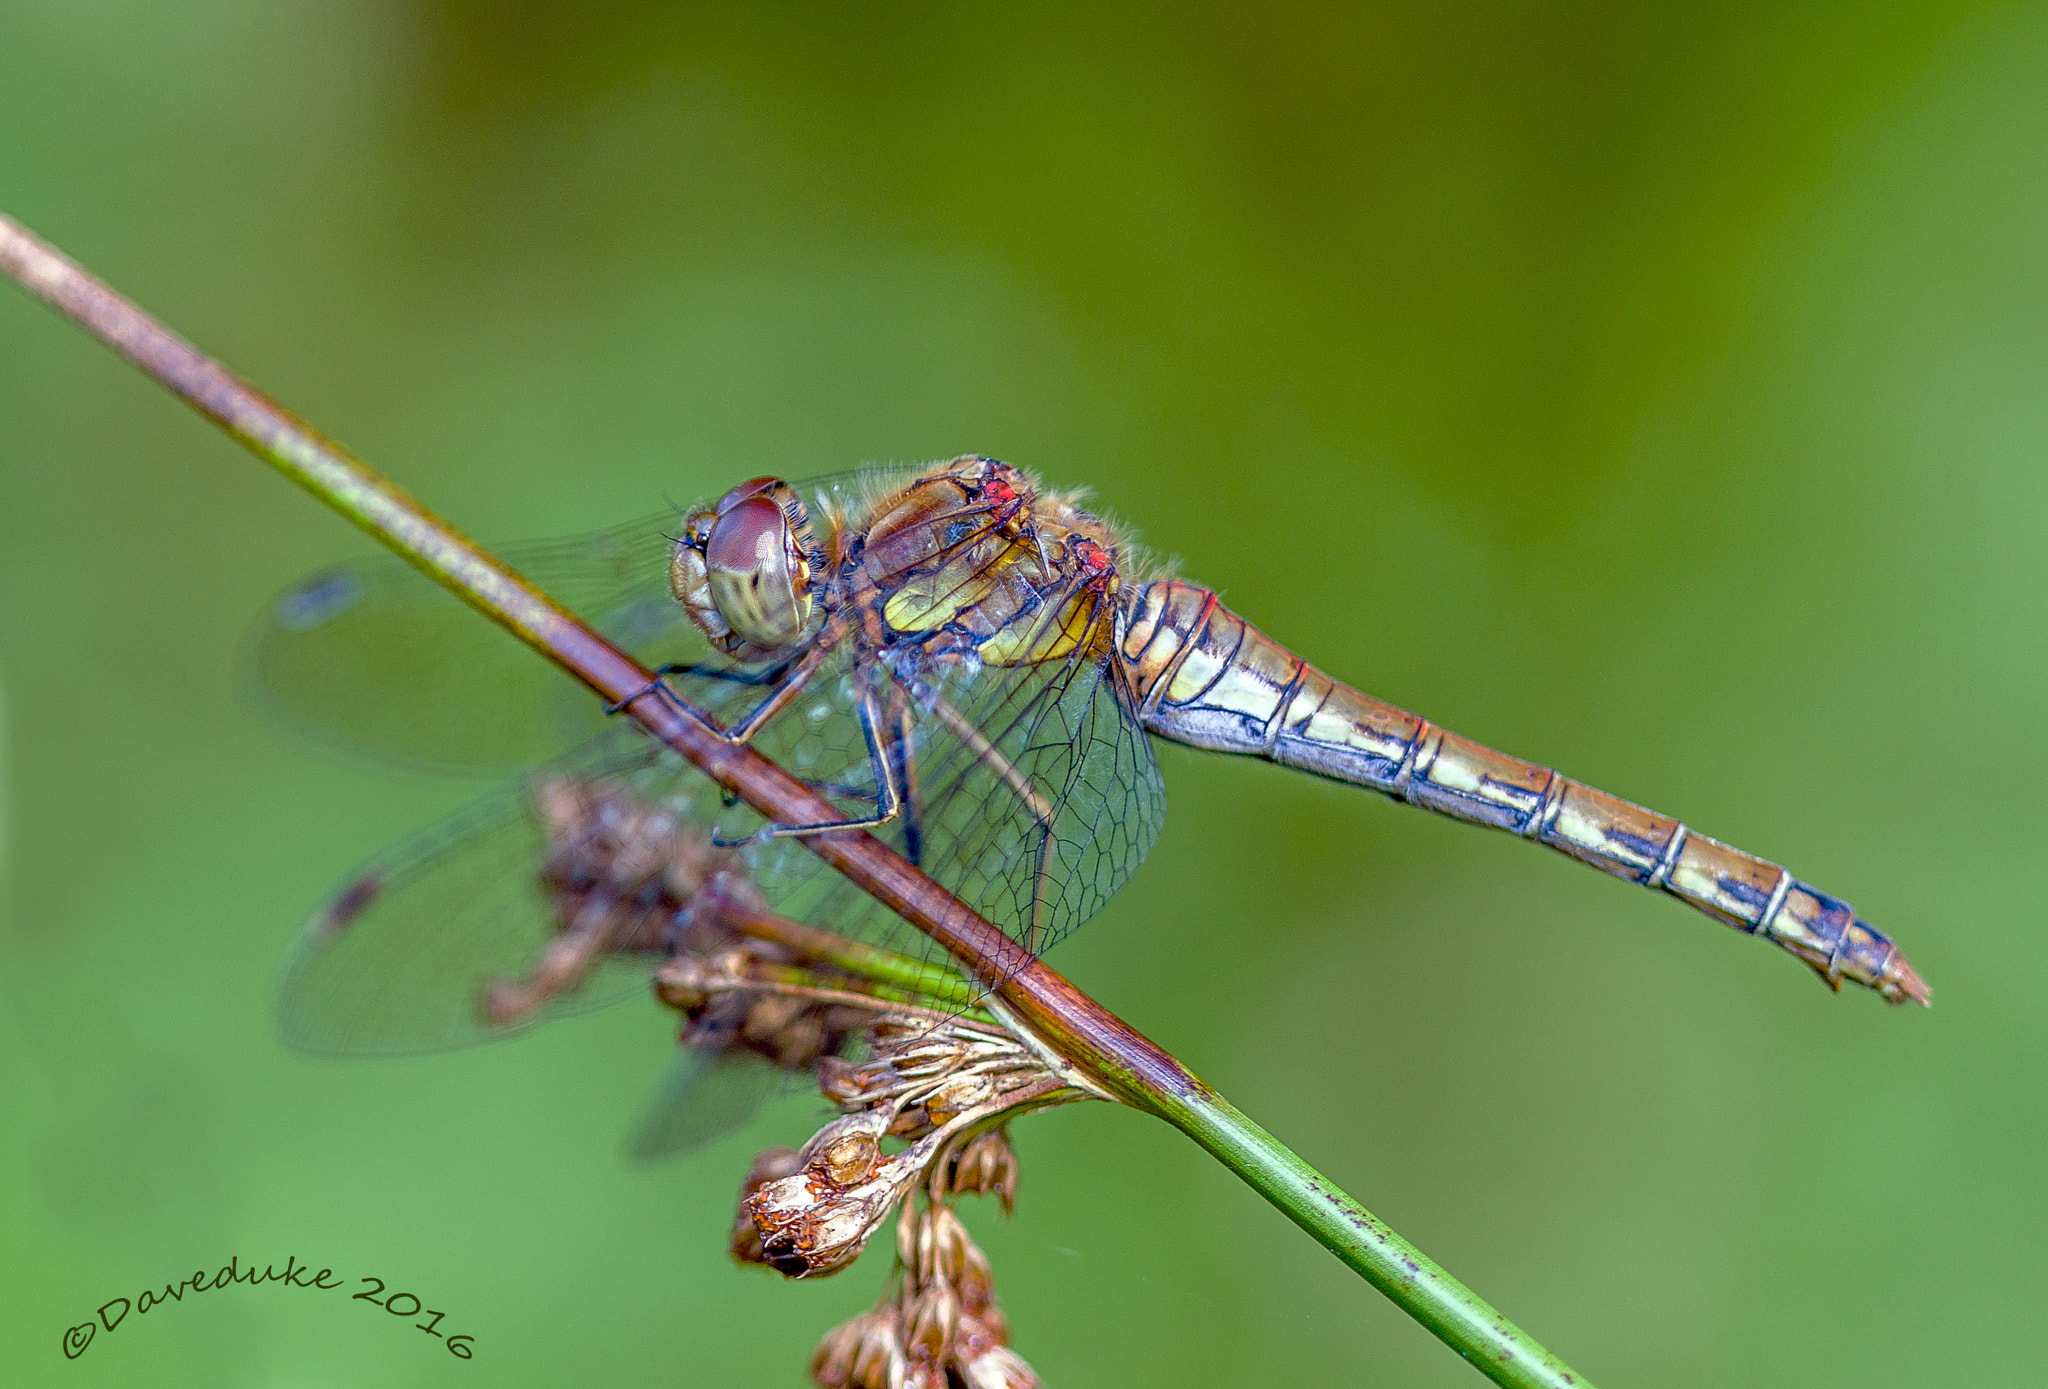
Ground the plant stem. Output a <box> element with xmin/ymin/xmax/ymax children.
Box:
<box><xmin>1160</xmin><ymin>1090</ymin><xmax>1586</xmax><ymax>1386</ymax></box>
<box><xmin>712</xmin><ymin>891</ymin><xmax>985</xmax><ymax>1011</ymax></box>
<box><xmin>708</xmin><ymin>962</ymin><xmax>990</xmax><ymax>1021</ymax></box>
<box><xmin>1</xmin><ymin>209</ymin><xmax>1594</xmax><ymax>1389</ymax></box>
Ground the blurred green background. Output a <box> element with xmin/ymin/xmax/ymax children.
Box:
<box><xmin>2</xmin><ymin>2</ymin><xmax>2041</xmax><ymax>1384</ymax></box>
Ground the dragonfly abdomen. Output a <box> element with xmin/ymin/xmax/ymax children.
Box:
<box><xmin>1117</xmin><ymin>580</ymin><xmax>1928</xmax><ymax>1005</ymax></box>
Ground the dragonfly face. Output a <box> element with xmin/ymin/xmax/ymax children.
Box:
<box><xmin>671</xmin><ymin>476</ymin><xmax>824</xmax><ymax>658</ymax></box>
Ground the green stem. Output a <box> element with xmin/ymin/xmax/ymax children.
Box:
<box><xmin>714</xmin><ymin>893</ymin><xmax>984</xmax><ymax>1010</ymax></box>
<box><xmin>727</xmin><ymin>961</ymin><xmax>993</xmax><ymax>1020</ymax></box>
<box><xmin>0</xmin><ymin>209</ymin><xmax>1595</xmax><ymax>1389</ymax></box>
<box><xmin>1157</xmin><ymin>1088</ymin><xmax>1586</xmax><ymax>1388</ymax></box>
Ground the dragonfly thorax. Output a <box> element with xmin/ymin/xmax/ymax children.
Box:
<box><xmin>856</xmin><ymin>459</ymin><xmax>1127</xmax><ymax>673</ymax></box>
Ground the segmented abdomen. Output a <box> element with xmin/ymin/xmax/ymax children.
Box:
<box><xmin>1116</xmin><ymin>579</ymin><xmax>1928</xmax><ymax>1005</ymax></box>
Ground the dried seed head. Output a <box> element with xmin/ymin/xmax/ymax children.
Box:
<box><xmin>748</xmin><ymin>1179</ymin><xmax>876</xmax><ymax>1278</ymax></box>
<box><xmin>888</xmin><ymin>1039</ymin><xmax>972</xmax><ymax>1080</ymax></box>
<box><xmin>953</xmin><ymin>1242</ymin><xmax>998</xmax><ymax>1325</ymax></box>
<box><xmin>820</xmin><ymin>1029</ymin><xmax>1052</xmax><ymax>1141</ymax></box>
<box><xmin>902</xmin><ymin>1282</ymin><xmax>960</xmax><ymax>1362</ymax></box>
<box><xmin>652</xmin><ymin>955</ymin><xmax>716</xmax><ymax>1010</ymax></box>
<box><xmin>813</xmin><ymin>1198</ymin><xmax>1037</xmax><ymax>1389</ymax></box>
<box><xmin>798</xmin><ymin>1112</ymin><xmax>891</xmax><ymax>1162</ymax></box>
<box><xmin>741</xmin><ymin>991</ymin><xmax>808</xmax><ymax>1042</ymax></box>
<box><xmin>535</xmin><ymin>777</ymin><xmax>722</xmax><ymax>914</ymax></box>
<box><xmin>909</xmin><ymin>1203</ymin><xmax>973</xmax><ymax>1285</ymax></box>
<box><xmin>921</xmin><ymin>1073</ymin><xmax>996</xmax><ymax>1127</ymax></box>
<box><xmin>958</xmin><ymin>1342</ymin><xmax>1040</xmax><ymax>1389</ymax></box>
<box><xmin>733</xmin><ymin>998</ymin><xmax>837</xmax><ymax>1070</ymax></box>
<box><xmin>490</xmin><ymin>776</ymin><xmax>737</xmax><ymax>1025</ymax></box>
<box><xmin>533</xmin><ymin>777</ymin><xmax>586</xmax><ymax>834</ymax></box>
<box><xmin>655</xmin><ymin>948</ymin><xmax>865</xmax><ymax>1064</ymax></box>
<box><xmin>809</xmin><ymin>1306</ymin><xmax>904</xmax><ymax>1389</ymax></box>
<box><xmin>901</xmin><ymin>1286</ymin><xmax>962</xmax><ymax>1384</ymax></box>
<box><xmin>731</xmin><ymin>1147</ymin><xmax>804</xmax><ymax>1267</ymax></box>
<box><xmin>944</xmin><ymin>1128</ymin><xmax>1020</xmax><ymax>1214</ymax></box>
<box><xmin>820</xmin><ymin>1130</ymin><xmax>881</xmax><ymax>1187</ymax></box>
<box><xmin>817</xmin><ymin>1055</ymin><xmax>872</xmax><ymax>1105</ymax></box>
<box><xmin>744</xmin><ymin>1121</ymin><xmax>939</xmax><ymax>1278</ymax></box>
<box><xmin>479</xmin><ymin>977</ymin><xmax>541</xmax><ymax>1027</ymax></box>
<box><xmin>963</xmin><ymin>1307</ymin><xmax>1009</xmax><ymax>1363</ymax></box>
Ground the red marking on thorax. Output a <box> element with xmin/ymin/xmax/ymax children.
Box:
<box><xmin>1071</xmin><ymin>537</ymin><xmax>1115</xmax><ymax>587</ymax></box>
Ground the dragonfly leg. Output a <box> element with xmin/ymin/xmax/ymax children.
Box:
<box><xmin>711</xmin><ymin>687</ymin><xmax>903</xmax><ymax>846</ymax></box>
<box><xmin>640</xmin><ymin>654</ymin><xmax>803</xmax><ymax>693</ymax></box>
<box><xmin>755</xmin><ymin>689</ymin><xmax>921</xmax><ymax>855</ymax></box>
<box><xmin>886</xmin><ymin>681</ymin><xmax>924</xmax><ymax>866</ymax></box>
<box><xmin>603</xmin><ymin>658</ymin><xmax>791</xmax><ymax>716</ymax></box>
<box><xmin>607</xmin><ymin>631</ymin><xmax>838</xmax><ymax>745</ymax></box>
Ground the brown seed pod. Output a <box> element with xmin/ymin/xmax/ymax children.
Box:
<box><xmin>730</xmin><ymin>1147</ymin><xmax>804</xmax><ymax>1267</ymax></box>
<box><xmin>945</xmin><ymin>1127</ymin><xmax>1021</xmax><ymax>1214</ymax></box>
<box><xmin>820</xmin><ymin>1130</ymin><xmax>881</xmax><ymax>1187</ymax></box>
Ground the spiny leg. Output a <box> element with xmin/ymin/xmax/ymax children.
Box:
<box><xmin>643</xmin><ymin>654</ymin><xmax>802</xmax><ymax>690</ymax></box>
<box><xmin>647</xmin><ymin>648</ymin><xmax>910</xmax><ymax>814</ymax></box>
<box><xmin>604</xmin><ymin>655</ymin><xmax>793</xmax><ymax>713</ymax></box>
<box><xmin>607</xmin><ymin>626</ymin><xmax>840</xmax><ymax>745</ymax></box>
<box><xmin>711</xmin><ymin>685</ymin><xmax>903</xmax><ymax>846</ymax></box>
<box><xmin>886</xmin><ymin>680</ymin><xmax>925</xmax><ymax>867</ymax></box>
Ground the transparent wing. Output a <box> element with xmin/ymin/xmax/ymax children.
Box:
<box><xmin>251</xmin><ymin>513</ymin><xmax>687</xmax><ymax>774</ymax></box>
<box><xmin>275</xmin><ymin>728</ymin><xmax>675</xmax><ymax>1056</ymax></box>
<box><xmin>249</xmin><ymin>469</ymin><xmax>885</xmax><ymax>776</ymax></box>
<box><xmin>931</xmin><ymin>636</ymin><xmax>1166</xmax><ymax>959</ymax></box>
<box><xmin>625</xmin><ymin>1013</ymin><xmax>784</xmax><ymax>1162</ymax></box>
<box><xmin>271</xmin><ymin>661</ymin><xmax>900</xmax><ymax>1058</ymax></box>
<box><xmin>693</xmin><ymin>630</ymin><xmax>1168</xmax><ymax>991</ymax></box>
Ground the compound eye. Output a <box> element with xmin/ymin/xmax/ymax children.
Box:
<box><xmin>714</xmin><ymin>476</ymin><xmax>786</xmax><ymax>515</ymax></box>
<box><xmin>704</xmin><ymin>495</ymin><xmax>812</xmax><ymax>650</ymax></box>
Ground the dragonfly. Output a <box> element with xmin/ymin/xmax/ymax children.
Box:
<box><xmin>260</xmin><ymin>455</ymin><xmax>1927</xmax><ymax>1130</ymax></box>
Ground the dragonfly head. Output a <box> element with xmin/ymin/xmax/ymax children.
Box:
<box><xmin>672</xmin><ymin>477</ymin><xmax>820</xmax><ymax>655</ymax></box>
